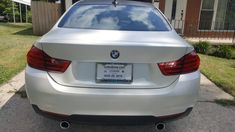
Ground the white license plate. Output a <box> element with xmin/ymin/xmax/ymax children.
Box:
<box><xmin>96</xmin><ymin>63</ymin><xmax>133</xmax><ymax>83</ymax></box>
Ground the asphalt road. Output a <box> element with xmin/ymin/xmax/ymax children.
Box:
<box><xmin>0</xmin><ymin>79</ymin><xmax>235</xmax><ymax>132</ymax></box>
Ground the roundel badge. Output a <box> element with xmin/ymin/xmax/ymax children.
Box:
<box><xmin>110</xmin><ymin>50</ymin><xmax>120</xmax><ymax>59</ymax></box>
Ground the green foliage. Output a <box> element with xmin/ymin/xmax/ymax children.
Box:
<box><xmin>0</xmin><ymin>0</ymin><xmax>11</xmax><ymax>15</ymax></box>
<box><xmin>199</xmin><ymin>54</ymin><xmax>235</xmax><ymax>97</ymax></box>
<box><xmin>0</xmin><ymin>0</ymin><xmax>19</xmax><ymax>22</ymax></box>
<box><xmin>0</xmin><ymin>23</ymin><xmax>39</xmax><ymax>85</ymax></box>
<box><xmin>193</xmin><ymin>41</ymin><xmax>234</xmax><ymax>59</ymax></box>
<box><xmin>207</xmin><ymin>46</ymin><xmax>217</xmax><ymax>55</ymax></box>
<box><xmin>27</xmin><ymin>11</ymin><xmax>32</xmax><ymax>23</ymax></box>
<box><xmin>231</xmin><ymin>47</ymin><xmax>235</xmax><ymax>59</ymax></box>
<box><xmin>0</xmin><ymin>0</ymin><xmax>31</xmax><ymax>23</ymax></box>
<box><xmin>193</xmin><ymin>41</ymin><xmax>211</xmax><ymax>54</ymax></box>
<box><xmin>211</xmin><ymin>45</ymin><xmax>232</xmax><ymax>59</ymax></box>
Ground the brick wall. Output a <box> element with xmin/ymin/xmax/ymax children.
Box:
<box><xmin>184</xmin><ymin>0</ymin><xmax>201</xmax><ymax>37</ymax></box>
<box><xmin>159</xmin><ymin>0</ymin><xmax>165</xmax><ymax>13</ymax></box>
<box><xmin>184</xmin><ymin>0</ymin><xmax>234</xmax><ymax>38</ymax></box>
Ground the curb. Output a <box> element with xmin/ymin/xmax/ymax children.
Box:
<box><xmin>200</xmin><ymin>74</ymin><xmax>234</xmax><ymax>101</ymax></box>
<box><xmin>0</xmin><ymin>70</ymin><xmax>25</xmax><ymax>109</ymax></box>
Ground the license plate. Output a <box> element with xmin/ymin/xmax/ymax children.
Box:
<box><xmin>96</xmin><ymin>63</ymin><xmax>133</xmax><ymax>83</ymax></box>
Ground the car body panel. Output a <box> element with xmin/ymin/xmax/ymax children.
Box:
<box><xmin>40</xmin><ymin>28</ymin><xmax>190</xmax><ymax>63</ymax></box>
<box><xmin>25</xmin><ymin>66</ymin><xmax>200</xmax><ymax>116</ymax></box>
<box><xmin>39</xmin><ymin>28</ymin><xmax>192</xmax><ymax>88</ymax></box>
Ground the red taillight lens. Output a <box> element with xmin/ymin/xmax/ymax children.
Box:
<box><xmin>27</xmin><ymin>46</ymin><xmax>71</xmax><ymax>73</ymax></box>
<box><xmin>158</xmin><ymin>51</ymin><xmax>200</xmax><ymax>76</ymax></box>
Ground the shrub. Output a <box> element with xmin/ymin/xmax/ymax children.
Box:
<box><xmin>211</xmin><ymin>45</ymin><xmax>232</xmax><ymax>59</ymax></box>
<box><xmin>207</xmin><ymin>46</ymin><xmax>217</xmax><ymax>55</ymax></box>
<box><xmin>231</xmin><ymin>48</ymin><xmax>235</xmax><ymax>59</ymax></box>
<box><xmin>27</xmin><ymin>11</ymin><xmax>32</xmax><ymax>23</ymax></box>
<box><xmin>193</xmin><ymin>41</ymin><xmax>210</xmax><ymax>54</ymax></box>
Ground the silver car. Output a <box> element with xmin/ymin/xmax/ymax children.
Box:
<box><xmin>25</xmin><ymin>0</ymin><xmax>200</xmax><ymax>128</ymax></box>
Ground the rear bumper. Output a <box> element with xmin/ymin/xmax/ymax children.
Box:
<box><xmin>25</xmin><ymin>66</ymin><xmax>200</xmax><ymax>121</ymax></box>
<box><xmin>32</xmin><ymin>104</ymin><xmax>193</xmax><ymax>124</ymax></box>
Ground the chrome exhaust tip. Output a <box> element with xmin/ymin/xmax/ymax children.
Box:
<box><xmin>60</xmin><ymin>121</ymin><xmax>70</xmax><ymax>129</ymax></box>
<box><xmin>155</xmin><ymin>123</ymin><xmax>165</xmax><ymax>131</ymax></box>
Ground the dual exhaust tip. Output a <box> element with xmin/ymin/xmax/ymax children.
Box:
<box><xmin>155</xmin><ymin>123</ymin><xmax>165</xmax><ymax>131</ymax></box>
<box><xmin>60</xmin><ymin>121</ymin><xmax>70</xmax><ymax>129</ymax></box>
<box><xmin>59</xmin><ymin>121</ymin><xmax>165</xmax><ymax>131</ymax></box>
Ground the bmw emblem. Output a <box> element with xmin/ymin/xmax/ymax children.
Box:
<box><xmin>110</xmin><ymin>50</ymin><xmax>120</xmax><ymax>59</ymax></box>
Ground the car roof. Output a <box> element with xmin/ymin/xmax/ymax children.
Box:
<box><xmin>75</xmin><ymin>0</ymin><xmax>154</xmax><ymax>7</ymax></box>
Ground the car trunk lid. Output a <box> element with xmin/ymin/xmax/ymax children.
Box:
<box><xmin>40</xmin><ymin>28</ymin><xmax>191</xmax><ymax>89</ymax></box>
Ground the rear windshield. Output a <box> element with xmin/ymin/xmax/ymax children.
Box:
<box><xmin>58</xmin><ymin>4</ymin><xmax>171</xmax><ymax>31</ymax></box>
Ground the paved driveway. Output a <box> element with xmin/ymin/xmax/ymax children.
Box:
<box><xmin>0</xmin><ymin>75</ymin><xmax>234</xmax><ymax>132</ymax></box>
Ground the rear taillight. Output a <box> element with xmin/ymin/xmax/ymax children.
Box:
<box><xmin>158</xmin><ymin>51</ymin><xmax>200</xmax><ymax>76</ymax></box>
<box><xmin>27</xmin><ymin>46</ymin><xmax>71</xmax><ymax>73</ymax></box>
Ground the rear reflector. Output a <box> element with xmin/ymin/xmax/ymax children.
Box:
<box><xmin>158</xmin><ymin>51</ymin><xmax>200</xmax><ymax>76</ymax></box>
<box><xmin>27</xmin><ymin>46</ymin><xmax>71</xmax><ymax>73</ymax></box>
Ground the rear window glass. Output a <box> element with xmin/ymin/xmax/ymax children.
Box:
<box><xmin>58</xmin><ymin>4</ymin><xmax>171</xmax><ymax>31</ymax></box>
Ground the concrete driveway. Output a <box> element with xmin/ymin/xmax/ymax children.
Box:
<box><xmin>0</xmin><ymin>75</ymin><xmax>234</xmax><ymax>132</ymax></box>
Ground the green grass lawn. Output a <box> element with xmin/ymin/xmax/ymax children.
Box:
<box><xmin>0</xmin><ymin>23</ymin><xmax>39</xmax><ymax>85</ymax></box>
<box><xmin>199</xmin><ymin>54</ymin><xmax>235</xmax><ymax>97</ymax></box>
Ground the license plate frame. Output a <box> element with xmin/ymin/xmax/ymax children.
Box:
<box><xmin>96</xmin><ymin>63</ymin><xmax>133</xmax><ymax>83</ymax></box>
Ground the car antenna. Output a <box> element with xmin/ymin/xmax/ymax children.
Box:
<box><xmin>112</xmin><ymin>0</ymin><xmax>118</xmax><ymax>7</ymax></box>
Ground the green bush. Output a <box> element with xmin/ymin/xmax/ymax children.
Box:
<box><xmin>207</xmin><ymin>46</ymin><xmax>217</xmax><ymax>55</ymax></box>
<box><xmin>193</xmin><ymin>41</ymin><xmax>210</xmax><ymax>54</ymax></box>
<box><xmin>231</xmin><ymin>48</ymin><xmax>235</xmax><ymax>59</ymax></box>
<box><xmin>27</xmin><ymin>11</ymin><xmax>32</xmax><ymax>23</ymax></box>
<box><xmin>211</xmin><ymin>45</ymin><xmax>232</xmax><ymax>59</ymax></box>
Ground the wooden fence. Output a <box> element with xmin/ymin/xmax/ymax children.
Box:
<box><xmin>31</xmin><ymin>1</ymin><xmax>61</xmax><ymax>35</ymax></box>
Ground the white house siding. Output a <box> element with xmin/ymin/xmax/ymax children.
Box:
<box><xmin>65</xmin><ymin>0</ymin><xmax>73</xmax><ymax>10</ymax></box>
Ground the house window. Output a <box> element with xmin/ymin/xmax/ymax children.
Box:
<box><xmin>215</xmin><ymin>0</ymin><xmax>235</xmax><ymax>30</ymax></box>
<box><xmin>199</xmin><ymin>0</ymin><xmax>235</xmax><ymax>30</ymax></box>
<box><xmin>199</xmin><ymin>0</ymin><xmax>215</xmax><ymax>30</ymax></box>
